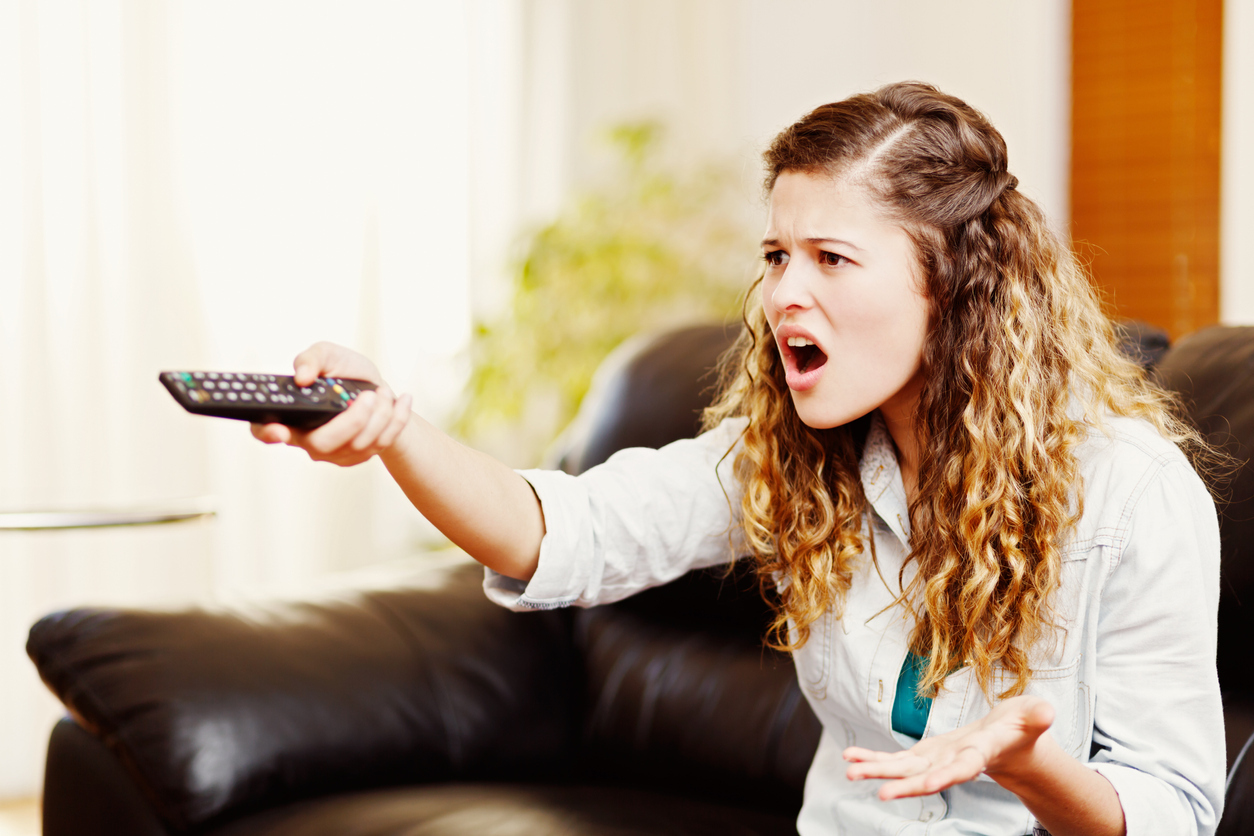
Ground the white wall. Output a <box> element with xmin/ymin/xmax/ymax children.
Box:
<box><xmin>1222</xmin><ymin>0</ymin><xmax>1254</xmax><ymax>323</ymax></box>
<box><xmin>742</xmin><ymin>1</ymin><xmax>1072</xmax><ymax>229</ymax></box>
<box><xmin>540</xmin><ymin>0</ymin><xmax>1072</xmax><ymax>241</ymax></box>
<box><xmin>525</xmin><ymin>0</ymin><xmax>1254</xmax><ymax>327</ymax></box>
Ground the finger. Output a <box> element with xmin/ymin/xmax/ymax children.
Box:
<box><xmin>351</xmin><ymin>387</ymin><xmax>396</xmax><ymax>451</ymax></box>
<box><xmin>304</xmin><ymin>390</ymin><xmax>376</xmax><ymax>455</ymax></box>
<box><xmin>843</xmin><ymin>747</ymin><xmax>914</xmax><ymax>764</ymax></box>
<box><xmin>375</xmin><ymin>393</ymin><xmax>412</xmax><ymax>449</ymax></box>
<box><xmin>251</xmin><ymin>422</ymin><xmax>292</xmax><ymax>445</ymax></box>
<box><xmin>846</xmin><ymin>755</ymin><xmax>929</xmax><ymax>781</ymax></box>
<box><xmin>292</xmin><ymin>342</ymin><xmax>333</xmax><ymax>386</ymax></box>
<box><xmin>878</xmin><ymin>748</ymin><xmax>987</xmax><ymax>800</ymax></box>
<box><xmin>1022</xmin><ymin>696</ymin><xmax>1055</xmax><ymax>732</ymax></box>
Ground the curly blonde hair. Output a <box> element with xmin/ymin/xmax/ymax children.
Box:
<box><xmin>705</xmin><ymin>82</ymin><xmax>1205</xmax><ymax>700</ymax></box>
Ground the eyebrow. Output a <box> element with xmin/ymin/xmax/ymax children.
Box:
<box><xmin>760</xmin><ymin>237</ymin><xmax>865</xmax><ymax>252</ymax></box>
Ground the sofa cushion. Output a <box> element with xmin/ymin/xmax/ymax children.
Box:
<box><xmin>28</xmin><ymin>557</ymin><xmax>580</xmax><ymax>832</ymax></box>
<box><xmin>1153</xmin><ymin>325</ymin><xmax>1254</xmax><ymax>768</ymax></box>
<box><xmin>1116</xmin><ymin>319</ymin><xmax>1171</xmax><ymax>370</ymax></box>
<box><xmin>43</xmin><ymin>718</ymin><xmax>171</xmax><ymax>836</ymax></box>
<box><xmin>552</xmin><ymin>323</ymin><xmax>740</xmax><ymax>476</ymax></box>
<box><xmin>574</xmin><ymin>592</ymin><xmax>818</xmax><ymax>815</ymax></box>
<box><xmin>206</xmin><ymin>784</ymin><xmax>799</xmax><ymax>836</ymax></box>
<box><xmin>1154</xmin><ymin>326</ymin><xmax>1254</xmax><ymax>695</ymax></box>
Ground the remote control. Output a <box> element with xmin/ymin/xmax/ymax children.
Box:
<box><xmin>159</xmin><ymin>371</ymin><xmax>377</xmax><ymax>429</ymax></box>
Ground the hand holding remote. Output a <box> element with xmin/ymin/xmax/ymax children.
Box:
<box><xmin>251</xmin><ymin>342</ymin><xmax>412</xmax><ymax>467</ymax></box>
<box><xmin>250</xmin><ymin>340</ymin><xmax>544</xmax><ymax>580</ymax></box>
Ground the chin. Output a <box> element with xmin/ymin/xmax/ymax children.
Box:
<box><xmin>790</xmin><ymin>394</ymin><xmax>863</xmax><ymax>431</ymax></box>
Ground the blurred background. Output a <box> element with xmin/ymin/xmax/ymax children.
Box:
<box><xmin>0</xmin><ymin>0</ymin><xmax>1249</xmax><ymax>809</ymax></box>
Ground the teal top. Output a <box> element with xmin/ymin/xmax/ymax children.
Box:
<box><xmin>890</xmin><ymin>651</ymin><xmax>932</xmax><ymax>739</ymax></box>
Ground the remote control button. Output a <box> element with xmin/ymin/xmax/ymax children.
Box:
<box><xmin>232</xmin><ymin>382</ymin><xmax>242</xmax><ymax>390</ymax></box>
<box><xmin>193</xmin><ymin>372</ymin><xmax>204</xmax><ymax>379</ymax></box>
<box><xmin>223</xmin><ymin>373</ymin><xmax>234</xmax><ymax>381</ymax></box>
<box><xmin>268</xmin><ymin>383</ymin><xmax>279</xmax><ymax>392</ymax></box>
<box><xmin>241</xmin><ymin>392</ymin><xmax>253</xmax><ymax>401</ymax></box>
<box><xmin>245</xmin><ymin>382</ymin><xmax>256</xmax><ymax>391</ymax></box>
<box><xmin>212</xmin><ymin>392</ymin><xmax>223</xmax><ymax>400</ymax></box>
<box><xmin>208</xmin><ymin>372</ymin><xmax>219</xmax><ymax>380</ymax></box>
<box><xmin>228</xmin><ymin>392</ymin><xmax>238</xmax><ymax>401</ymax></box>
<box><xmin>255</xmin><ymin>393</ymin><xmax>267</xmax><ymax>403</ymax></box>
<box><xmin>204</xmin><ymin>381</ymin><xmax>215</xmax><ymax>390</ymax></box>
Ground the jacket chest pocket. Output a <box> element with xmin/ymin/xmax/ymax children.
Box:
<box><xmin>791</xmin><ymin>610</ymin><xmax>834</xmax><ymax>701</ymax></box>
<box><xmin>949</xmin><ymin>655</ymin><xmax>1091</xmax><ymax>761</ymax></box>
<box><xmin>1024</xmin><ymin>655</ymin><xmax>1090</xmax><ymax>758</ymax></box>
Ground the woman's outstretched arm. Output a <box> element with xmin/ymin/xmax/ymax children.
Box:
<box><xmin>250</xmin><ymin>341</ymin><xmax>544</xmax><ymax>582</ymax></box>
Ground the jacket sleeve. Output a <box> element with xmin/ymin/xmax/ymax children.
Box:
<box><xmin>1087</xmin><ymin>457</ymin><xmax>1226</xmax><ymax>836</ymax></box>
<box><xmin>483</xmin><ymin>417</ymin><xmax>749</xmax><ymax>611</ymax></box>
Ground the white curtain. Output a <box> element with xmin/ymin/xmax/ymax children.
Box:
<box><xmin>0</xmin><ymin>0</ymin><xmax>478</xmax><ymax>798</ymax></box>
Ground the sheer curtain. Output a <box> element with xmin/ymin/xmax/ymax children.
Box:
<box><xmin>0</xmin><ymin>0</ymin><xmax>478</xmax><ymax>798</ymax></box>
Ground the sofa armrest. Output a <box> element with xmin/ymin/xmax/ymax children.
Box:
<box><xmin>27</xmin><ymin>553</ymin><xmax>580</xmax><ymax>832</ymax></box>
<box><xmin>42</xmin><ymin>718</ymin><xmax>173</xmax><ymax>836</ymax></box>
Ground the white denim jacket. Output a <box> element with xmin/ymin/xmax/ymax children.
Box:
<box><xmin>485</xmin><ymin>413</ymin><xmax>1225</xmax><ymax>835</ymax></box>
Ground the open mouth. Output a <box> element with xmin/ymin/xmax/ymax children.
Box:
<box><xmin>787</xmin><ymin>336</ymin><xmax>829</xmax><ymax>374</ymax></box>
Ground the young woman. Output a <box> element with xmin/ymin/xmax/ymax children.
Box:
<box><xmin>252</xmin><ymin>82</ymin><xmax>1225</xmax><ymax>835</ymax></box>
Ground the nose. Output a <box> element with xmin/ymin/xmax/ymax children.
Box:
<box><xmin>767</xmin><ymin>261</ymin><xmax>812</xmax><ymax>313</ymax></box>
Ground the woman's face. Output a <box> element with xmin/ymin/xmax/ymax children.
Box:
<box><xmin>761</xmin><ymin>170</ymin><xmax>930</xmax><ymax>431</ymax></box>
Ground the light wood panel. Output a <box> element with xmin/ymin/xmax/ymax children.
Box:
<box><xmin>1071</xmin><ymin>0</ymin><xmax>1223</xmax><ymax>338</ymax></box>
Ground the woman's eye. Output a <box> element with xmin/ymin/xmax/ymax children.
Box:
<box><xmin>819</xmin><ymin>251</ymin><xmax>848</xmax><ymax>267</ymax></box>
<box><xmin>763</xmin><ymin>250</ymin><xmax>788</xmax><ymax>267</ymax></box>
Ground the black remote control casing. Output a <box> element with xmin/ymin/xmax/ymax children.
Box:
<box><xmin>159</xmin><ymin>371</ymin><xmax>377</xmax><ymax>429</ymax></box>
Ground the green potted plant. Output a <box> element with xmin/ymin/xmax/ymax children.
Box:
<box><xmin>456</xmin><ymin>123</ymin><xmax>758</xmax><ymax>465</ymax></box>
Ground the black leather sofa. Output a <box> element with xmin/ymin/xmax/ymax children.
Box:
<box><xmin>25</xmin><ymin>322</ymin><xmax>1254</xmax><ymax>835</ymax></box>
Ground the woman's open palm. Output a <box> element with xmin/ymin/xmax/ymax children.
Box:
<box><xmin>843</xmin><ymin>695</ymin><xmax>1056</xmax><ymax>800</ymax></box>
